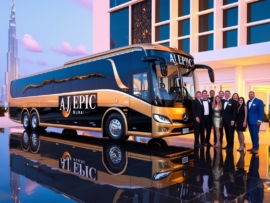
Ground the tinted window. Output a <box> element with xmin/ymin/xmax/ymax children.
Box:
<box><xmin>53</xmin><ymin>67</ymin><xmax>72</xmax><ymax>94</ymax></box>
<box><xmin>223</xmin><ymin>0</ymin><xmax>237</xmax><ymax>5</ymax></box>
<box><xmin>39</xmin><ymin>71</ymin><xmax>54</xmax><ymax>95</ymax></box>
<box><xmin>178</xmin><ymin>38</ymin><xmax>190</xmax><ymax>53</ymax></box>
<box><xmin>72</xmin><ymin>61</ymin><xmax>98</xmax><ymax>92</ymax></box>
<box><xmin>133</xmin><ymin>72</ymin><xmax>149</xmax><ymax>102</ymax></box>
<box><xmin>25</xmin><ymin>75</ymin><xmax>40</xmax><ymax>97</ymax></box>
<box><xmin>110</xmin><ymin>0</ymin><xmax>130</xmax><ymax>8</ymax></box>
<box><xmin>155</xmin><ymin>24</ymin><xmax>170</xmax><ymax>41</ymax></box>
<box><xmin>178</xmin><ymin>19</ymin><xmax>190</xmax><ymax>36</ymax></box>
<box><xmin>97</xmin><ymin>53</ymin><xmax>130</xmax><ymax>90</ymax></box>
<box><xmin>10</xmin><ymin>81</ymin><xmax>17</xmax><ymax>98</ymax></box>
<box><xmin>223</xmin><ymin>29</ymin><xmax>238</xmax><ymax>48</ymax></box>
<box><xmin>199</xmin><ymin>34</ymin><xmax>213</xmax><ymax>52</ymax></box>
<box><xmin>16</xmin><ymin>78</ymin><xmax>28</xmax><ymax>98</ymax></box>
<box><xmin>247</xmin><ymin>23</ymin><xmax>270</xmax><ymax>44</ymax></box>
<box><xmin>110</xmin><ymin>8</ymin><xmax>129</xmax><ymax>49</ymax></box>
<box><xmin>199</xmin><ymin>13</ymin><xmax>213</xmax><ymax>32</ymax></box>
<box><xmin>130</xmin><ymin>49</ymin><xmax>148</xmax><ymax>71</ymax></box>
<box><xmin>156</xmin><ymin>0</ymin><xmax>170</xmax><ymax>22</ymax></box>
<box><xmin>199</xmin><ymin>0</ymin><xmax>213</xmax><ymax>11</ymax></box>
<box><xmin>223</xmin><ymin>7</ymin><xmax>238</xmax><ymax>27</ymax></box>
<box><xmin>178</xmin><ymin>0</ymin><xmax>190</xmax><ymax>16</ymax></box>
<box><xmin>247</xmin><ymin>0</ymin><xmax>270</xmax><ymax>23</ymax></box>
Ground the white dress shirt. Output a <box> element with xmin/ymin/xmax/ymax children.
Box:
<box><xmin>203</xmin><ymin>100</ymin><xmax>209</xmax><ymax>115</ymax></box>
<box><xmin>249</xmin><ymin>98</ymin><xmax>255</xmax><ymax>109</ymax></box>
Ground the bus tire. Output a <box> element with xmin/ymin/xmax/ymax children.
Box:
<box><xmin>22</xmin><ymin>111</ymin><xmax>31</xmax><ymax>130</ymax></box>
<box><xmin>106</xmin><ymin>113</ymin><xmax>126</xmax><ymax>142</ymax></box>
<box><xmin>30</xmin><ymin>112</ymin><xmax>40</xmax><ymax>131</ymax></box>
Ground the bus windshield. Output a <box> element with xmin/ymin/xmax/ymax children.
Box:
<box><xmin>148</xmin><ymin>50</ymin><xmax>194</xmax><ymax>107</ymax></box>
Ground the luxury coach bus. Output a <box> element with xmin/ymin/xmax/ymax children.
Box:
<box><xmin>9</xmin><ymin>44</ymin><xmax>214</xmax><ymax>141</ymax></box>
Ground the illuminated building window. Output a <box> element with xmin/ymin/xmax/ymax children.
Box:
<box><xmin>156</xmin><ymin>0</ymin><xmax>170</xmax><ymax>22</ymax></box>
<box><xmin>178</xmin><ymin>0</ymin><xmax>190</xmax><ymax>17</ymax></box>
<box><xmin>247</xmin><ymin>23</ymin><xmax>270</xmax><ymax>44</ymax></box>
<box><xmin>199</xmin><ymin>0</ymin><xmax>213</xmax><ymax>11</ymax></box>
<box><xmin>155</xmin><ymin>24</ymin><xmax>170</xmax><ymax>41</ymax></box>
<box><xmin>223</xmin><ymin>0</ymin><xmax>237</xmax><ymax>5</ymax></box>
<box><xmin>178</xmin><ymin>38</ymin><xmax>190</xmax><ymax>53</ymax></box>
<box><xmin>199</xmin><ymin>34</ymin><xmax>213</xmax><ymax>52</ymax></box>
<box><xmin>223</xmin><ymin>7</ymin><xmax>238</xmax><ymax>28</ymax></box>
<box><xmin>247</xmin><ymin>0</ymin><xmax>270</xmax><ymax>23</ymax></box>
<box><xmin>110</xmin><ymin>0</ymin><xmax>130</xmax><ymax>8</ymax></box>
<box><xmin>223</xmin><ymin>29</ymin><xmax>237</xmax><ymax>48</ymax></box>
<box><xmin>199</xmin><ymin>13</ymin><xmax>213</xmax><ymax>33</ymax></box>
<box><xmin>110</xmin><ymin>8</ymin><xmax>129</xmax><ymax>49</ymax></box>
<box><xmin>178</xmin><ymin>19</ymin><xmax>190</xmax><ymax>37</ymax></box>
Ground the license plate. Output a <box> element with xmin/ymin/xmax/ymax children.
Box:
<box><xmin>182</xmin><ymin>128</ymin><xmax>189</xmax><ymax>134</ymax></box>
<box><xmin>182</xmin><ymin>156</ymin><xmax>188</xmax><ymax>164</ymax></box>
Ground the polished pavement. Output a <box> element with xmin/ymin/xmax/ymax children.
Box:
<box><xmin>0</xmin><ymin>114</ymin><xmax>269</xmax><ymax>203</ymax></box>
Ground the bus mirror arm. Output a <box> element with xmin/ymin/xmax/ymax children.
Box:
<box><xmin>182</xmin><ymin>64</ymin><xmax>215</xmax><ymax>83</ymax></box>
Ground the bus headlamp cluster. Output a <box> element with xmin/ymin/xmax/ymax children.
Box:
<box><xmin>152</xmin><ymin>171</ymin><xmax>171</xmax><ymax>180</ymax></box>
<box><xmin>153</xmin><ymin>114</ymin><xmax>171</xmax><ymax>124</ymax></box>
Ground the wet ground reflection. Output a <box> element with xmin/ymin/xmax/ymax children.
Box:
<box><xmin>0</xmin><ymin>127</ymin><xmax>269</xmax><ymax>202</ymax></box>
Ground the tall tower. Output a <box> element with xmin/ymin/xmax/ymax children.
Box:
<box><xmin>2</xmin><ymin>0</ymin><xmax>19</xmax><ymax>103</ymax></box>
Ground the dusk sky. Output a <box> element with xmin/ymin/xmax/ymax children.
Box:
<box><xmin>0</xmin><ymin>0</ymin><xmax>93</xmax><ymax>88</ymax></box>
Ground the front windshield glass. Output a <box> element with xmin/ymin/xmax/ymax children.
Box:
<box><xmin>148</xmin><ymin>50</ymin><xmax>194</xmax><ymax>107</ymax></box>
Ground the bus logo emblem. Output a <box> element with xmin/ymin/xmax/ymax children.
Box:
<box><xmin>182</xmin><ymin>113</ymin><xmax>188</xmax><ymax>121</ymax></box>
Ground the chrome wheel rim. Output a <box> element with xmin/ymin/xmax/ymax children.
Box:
<box><xmin>31</xmin><ymin>115</ymin><xmax>37</xmax><ymax>128</ymax></box>
<box><xmin>23</xmin><ymin>115</ymin><xmax>28</xmax><ymax>127</ymax></box>
<box><xmin>31</xmin><ymin>133</ymin><xmax>38</xmax><ymax>148</ymax></box>
<box><xmin>109</xmin><ymin>146</ymin><xmax>122</xmax><ymax>164</ymax></box>
<box><xmin>109</xmin><ymin>119</ymin><xmax>122</xmax><ymax>138</ymax></box>
<box><xmin>23</xmin><ymin>132</ymin><xmax>29</xmax><ymax>145</ymax></box>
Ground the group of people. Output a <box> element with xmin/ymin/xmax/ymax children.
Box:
<box><xmin>192</xmin><ymin>89</ymin><xmax>264</xmax><ymax>154</ymax></box>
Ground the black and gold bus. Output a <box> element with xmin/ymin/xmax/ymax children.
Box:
<box><xmin>9</xmin><ymin>44</ymin><xmax>214</xmax><ymax>141</ymax></box>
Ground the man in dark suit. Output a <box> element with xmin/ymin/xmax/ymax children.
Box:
<box><xmin>246</xmin><ymin>91</ymin><xmax>264</xmax><ymax>154</ymax></box>
<box><xmin>209</xmin><ymin>90</ymin><xmax>215</xmax><ymax>102</ymax></box>
<box><xmin>222</xmin><ymin>90</ymin><xmax>237</xmax><ymax>150</ymax></box>
<box><xmin>192</xmin><ymin>91</ymin><xmax>204</xmax><ymax>148</ymax></box>
<box><xmin>217</xmin><ymin>90</ymin><xmax>225</xmax><ymax>145</ymax></box>
<box><xmin>201</xmin><ymin>90</ymin><xmax>213</xmax><ymax>146</ymax></box>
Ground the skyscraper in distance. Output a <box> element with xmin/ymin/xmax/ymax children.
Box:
<box><xmin>2</xmin><ymin>0</ymin><xmax>19</xmax><ymax>103</ymax></box>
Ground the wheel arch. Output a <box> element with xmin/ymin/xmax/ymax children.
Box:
<box><xmin>30</xmin><ymin>108</ymin><xmax>41</xmax><ymax>124</ymax></box>
<box><xmin>101</xmin><ymin>107</ymin><xmax>128</xmax><ymax>137</ymax></box>
<box><xmin>20</xmin><ymin>108</ymin><xmax>30</xmax><ymax>124</ymax></box>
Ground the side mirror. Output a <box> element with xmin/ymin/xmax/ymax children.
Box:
<box><xmin>208</xmin><ymin>69</ymin><xmax>214</xmax><ymax>83</ymax></box>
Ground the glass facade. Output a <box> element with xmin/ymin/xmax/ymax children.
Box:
<box><xmin>156</xmin><ymin>0</ymin><xmax>170</xmax><ymax>22</ymax></box>
<box><xmin>110</xmin><ymin>0</ymin><xmax>130</xmax><ymax>8</ymax></box>
<box><xmin>199</xmin><ymin>13</ymin><xmax>213</xmax><ymax>33</ymax></box>
<box><xmin>199</xmin><ymin>0</ymin><xmax>214</xmax><ymax>11</ymax></box>
<box><xmin>178</xmin><ymin>38</ymin><xmax>190</xmax><ymax>53</ymax></box>
<box><xmin>178</xmin><ymin>19</ymin><xmax>190</xmax><ymax>37</ymax></box>
<box><xmin>248</xmin><ymin>0</ymin><xmax>270</xmax><ymax>23</ymax></box>
<box><xmin>223</xmin><ymin>29</ymin><xmax>237</xmax><ymax>48</ymax></box>
<box><xmin>223</xmin><ymin>0</ymin><xmax>238</xmax><ymax>5</ymax></box>
<box><xmin>155</xmin><ymin>24</ymin><xmax>170</xmax><ymax>41</ymax></box>
<box><xmin>199</xmin><ymin>34</ymin><xmax>213</xmax><ymax>52</ymax></box>
<box><xmin>248</xmin><ymin>23</ymin><xmax>270</xmax><ymax>44</ymax></box>
<box><xmin>223</xmin><ymin>7</ymin><xmax>238</xmax><ymax>28</ymax></box>
<box><xmin>110</xmin><ymin>8</ymin><xmax>129</xmax><ymax>49</ymax></box>
<box><xmin>178</xmin><ymin>0</ymin><xmax>190</xmax><ymax>17</ymax></box>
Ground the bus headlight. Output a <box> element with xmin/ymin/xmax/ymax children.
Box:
<box><xmin>153</xmin><ymin>114</ymin><xmax>171</xmax><ymax>124</ymax></box>
<box><xmin>152</xmin><ymin>171</ymin><xmax>171</xmax><ymax>180</ymax></box>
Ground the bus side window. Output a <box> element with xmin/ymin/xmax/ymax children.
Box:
<box><xmin>10</xmin><ymin>81</ymin><xmax>17</xmax><ymax>98</ymax></box>
<box><xmin>132</xmin><ymin>72</ymin><xmax>149</xmax><ymax>101</ymax></box>
<box><xmin>25</xmin><ymin>75</ymin><xmax>40</xmax><ymax>97</ymax></box>
<box><xmin>130</xmin><ymin>49</ymin><xmax>148</xmax><ymax>71</ymax></box>
<box><xmin>53</xmin><ymin>67</ymin><xmax>72</xmax><ymax>94</ymax></box>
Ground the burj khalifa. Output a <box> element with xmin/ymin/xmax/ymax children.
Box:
<box><xmin>2</xmin><ymin>0</ymin><xmax>19</xmax><ymax>103</ymax></box>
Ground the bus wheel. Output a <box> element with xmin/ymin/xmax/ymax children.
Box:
<box><xmin>30</xmin><ymin>112</ymin><xmax>39</xmax><ymax>131</ymax></box>
<box><xmin>22</xmin><ymin>112</ymin><xmax>31</xmax><ymax>130</ymax></box>
<box><xmin>106</xmin><ymin>113</ymin><xmax>126</xmax><ymax>142</ymax></box>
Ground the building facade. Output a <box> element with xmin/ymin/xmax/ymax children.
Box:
<box><xmin>92</xmin><ymin>0</ymin><xmax>270</xmax><ymax>114</ymax></box>
<box><xmin>2</xmin><ymin>0</ymin><xmax>19</xmax><ymax>103</ymax></box>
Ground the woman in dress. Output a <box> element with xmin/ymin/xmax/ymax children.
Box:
<box><xmin>237</xmin><ymin>97</ymin><xmax>247</xmax><ymax>152</ymax></box>
<box><xmin>212</xmin><ymin>95</ymin><xmax>223</xmax><ymax>148</ymax></box>
<box><xmin>232</xmin><ymin>93</ymin><xmax>239</xmax><ymax>102</ymax></box>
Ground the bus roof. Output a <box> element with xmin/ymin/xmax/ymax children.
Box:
<box><xmin>15</xmin><ymin>44</ymin><xmax>193</xmax><ymax>80</ymax></box>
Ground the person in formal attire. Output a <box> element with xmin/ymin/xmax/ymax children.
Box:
<box><xmin>246</xmin><ymin>91</ymin><xmax>264</xmax><ymax>154</ymax></box>
<box><xmin>212</xmin><ymin>96</ymin><xmax>223</xmax><ymax>148</ymax></box>
<box><xmin>222</xmin><ymin>90</ymin><xmax>237</xmax><ymax>150</ymax></box>
<box><xmin>201</xmin><ymin>90</ymin><xmax>213</xmax><ymax>146</ymax></box>
<box><xmin>218</xmin><ymin>91</ymin><xmax>225</xmax><ymax>145</ymax></box>
<box><xmin>209</xmin><ymin>90</ymin><xmax>215</xmax><ymax>102</ymax></box>
<box><xmin>237</xmin><ymin>97</ymin><xmax>247</xmax><ymax>152</ymax></box>
<box><xmin>192</xmin><ymin>91</ymin><xmax>204</xmax><ymax>148</ymax></box>
<box><xmin>232</xmin><ymin>93</ymin><xmax>239</xmax><ymax>103</ymax></box>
